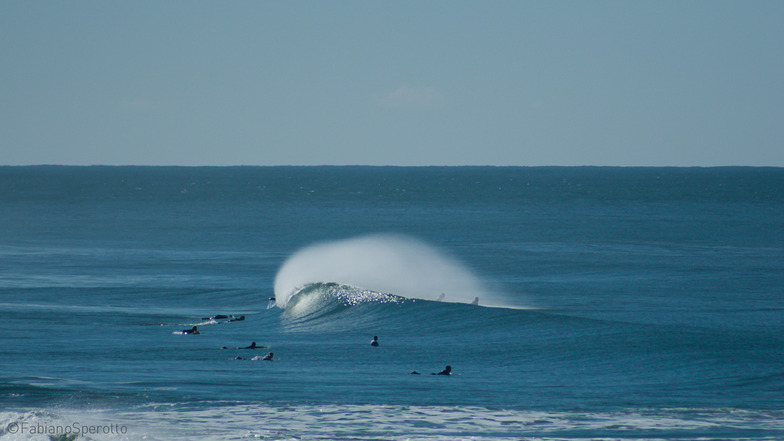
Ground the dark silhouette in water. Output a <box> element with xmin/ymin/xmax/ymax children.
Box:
<box><xmin>221</xmin><ymin>341</ymin><xmax>267</xmax><ymax>350</ymax></box>
<box><xmin>471</xmin><ymin>297</ymin><xmax>479</xmax><ymax>305</ymax></box>
<box><xmin>434</xmin><ymin>365</ymin><xmax>452</xmax><ymax>376</ymax></box>
<box><xmin>202</xmin><ymin>314</ymin><xmax>245</xmax><ymax>322</ymax></box>
<box><xmin>182</xmin><ymin>326</ymin><xmax>199</xmax><ymax>335</ymax></box>
<box><xmin>205</xmin><ymin>314</ymin><xmax>230</xmax><ymax>320</ymax></box>
<box><xmin>370</xmin><ymin>336</ymin><xmax>379</xmax><ymax>346</ymax></box>
<box><xmin>411</xmin><ymin>366</ymin><xmax>452</xmax><ymax>375</ymax></box>
<box><xmin>243</xmin><ymin>341</ymin><xmax>263</xmax><ymax>349</ymax></box>
<box><xmin>261</xmin><ymin>352</ymin><xmax>273</xmax><ymax>361</ymax></box>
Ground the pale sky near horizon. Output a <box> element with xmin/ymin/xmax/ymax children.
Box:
<box><xmin>1</xmin><ymin>1</ymin><xmax>782</xmax><ymax>166</ymax></box>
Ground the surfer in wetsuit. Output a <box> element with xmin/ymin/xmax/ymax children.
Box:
<box><xmin>435</xmin><ymin>365</ymin><xmax>452</xmax><ymax>376</ymax></box>
<box><xmin>242</xmin><ymin>341</ymin><xmax>264</xmax><ymax>349</ymax></box>
<box><xmin>411</xmin><ymin>365</ymin><xmax>452</xmax><ymax>375</ymax></box>
<box><xmin>182</xmin><ymin>326</ymin><xmax>200</xmax><ymax>335</ymax></box>
<box><xmin>370</xmin><ymin>336</ymin><xmax>379</xmax><ymax>346</ymax></box>
<box><xmin>250</xmin><ymin>352</ymin><xmax>274</xmax><ymax>361</ymax></box>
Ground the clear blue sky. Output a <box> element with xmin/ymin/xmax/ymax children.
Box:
<box><xmin>2</xmin><ymin>1</ymin><xmax>782</xmax><ymax>166</ymax></box>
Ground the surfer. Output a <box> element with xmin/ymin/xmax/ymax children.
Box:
<box><xmin>434</xmin><ymin>365</ymin><xmax>452</xmax><ymax>376</ymax></box>
<box><xmin>411</xmin><ymin>366</ymin><xmax>451</xmax><ymax>375</ymax></box>
<box><xmin>182</xmin><ymin>326</ymin><xmax>200</xmax><ymax>335</ymax></box>
<box><xmin>436</xmin><ymin>293</ymin><xmax>445</xmax><ymax>301</ymax></box>
<box><xmin>202</xmin><ymin>314</ymin><xmax>244</xmax><ymax>322</ymax></box>
<box><xmin>202</xmin><ymin>314</ymin><xmax>229</xmax><ymax>320</ymax></box>
<box><xmin>251</xmin><ymin>352</ymin><xmax>275</xmax><ymax>361</ymax></box>
<box><xmin>471</xmin><ymin>297</ymin><xmax>479</xmax><ymax>305</ymax></box>
<box><xmin>370</xmin><ymin>336</ymin><xmax>379</xmax><ymax>346</ymax></box>
<box><xmin>250</xmin><ymin>352</ymin><xmax>273</xmax><ymax>361</ymax></box>
<box><xmin>222</xmin><ymin>342</ymin><xmax>266</xmax><ymax>349</ymax></box>
<box><xmin>242</xmin><ymin>341</ymin><xmax>264</xmax><ymax>349</ymax></box>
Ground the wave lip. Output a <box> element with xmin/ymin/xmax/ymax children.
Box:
<box><xmin>273</xmin><ymin>234</ymin><xmax>491</xmax><ymax>310</ymax></box>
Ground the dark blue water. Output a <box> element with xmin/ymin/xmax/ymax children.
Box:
<box><xmin>1</xmin><ymin>166</ymin><xmax>783</xmax><ymax>440</ymax></box>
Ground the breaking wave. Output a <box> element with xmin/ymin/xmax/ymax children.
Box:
<box><xmin>273</xmin><ymin>234</ymin><xmax>501</xmax><ymax>314</ymax></box>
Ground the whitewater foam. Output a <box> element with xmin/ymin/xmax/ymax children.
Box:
<box><xmin>5</xmin><ymin>405</ymin><xmax>781</xmax><ymax>441</ymax></box>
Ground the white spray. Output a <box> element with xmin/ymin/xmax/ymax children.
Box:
<box><xmin>273</xmin><ymin>234</ymin><xmax>489</xmax><ymax>308</ymax></box>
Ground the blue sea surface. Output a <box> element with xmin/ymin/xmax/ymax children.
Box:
<box><xmin>1</xmin><ymin>166</ymin><xmax>783</xmax><ymax>440</ymax></box>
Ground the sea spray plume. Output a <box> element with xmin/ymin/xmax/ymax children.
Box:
<box><xmin>273</xmin><ymin>234</ymin><xmax>489</xmax><ymax>309</ymax></box>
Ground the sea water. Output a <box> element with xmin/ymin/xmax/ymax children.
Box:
<box><xmin>1</xmin><ymin>166</ymin><xmax>783</xmax><ymax>440</ymax></box>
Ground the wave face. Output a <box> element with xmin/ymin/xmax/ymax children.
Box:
<box><xmin>281</xmin><ymin>282</ymin><xmax>404</xmax><ymax>321</ymax></box>
<box><xmin>274</xmin><ymin>234</ymin><xmax>496</xmax><ymax>313</ymax></box>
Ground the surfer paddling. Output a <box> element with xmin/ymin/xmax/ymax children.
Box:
<box><xmin>182</xmin><ymin>326</ymin><xmax>200</xmax><ymax>335</ymax></box>
<box><xmin>250</xmin><ymin>352</ymin><xmax>274</xmax><ymax>361</ymax></box>
<box><xmin>222</xmin><ymin>341</ymin><xmax>267</xmax><ymax>349</ymax></box>
<box><xmin>410</xmin><ymin>365</ymin><xmax>453</xmax><ymax>376</ymax></box>
<box><xmin>435</xmin><ymin>365</ymin><xmax>452</xmax><ymax>376</ymax></box>
<box><xmin>242</xmin><ymin>341</ymin><xmax>264</xmax><ymax>349</ymax></box>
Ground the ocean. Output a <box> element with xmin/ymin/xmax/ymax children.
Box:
<box><xmin>0</xmin><ymin>166</ymin><xmax>782</xmax><ymax>441</ymax></box>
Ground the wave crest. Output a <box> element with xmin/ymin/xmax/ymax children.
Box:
<box><xmin>273</xmin><ymin>234</ymin><xmax>491</xmax><ymax>310</ymax></box>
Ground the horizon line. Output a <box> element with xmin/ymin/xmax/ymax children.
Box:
<box><xmin>2</xmin><ymin>164</ymin><xmax>782</xmax><ymax>169</ymax></box>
